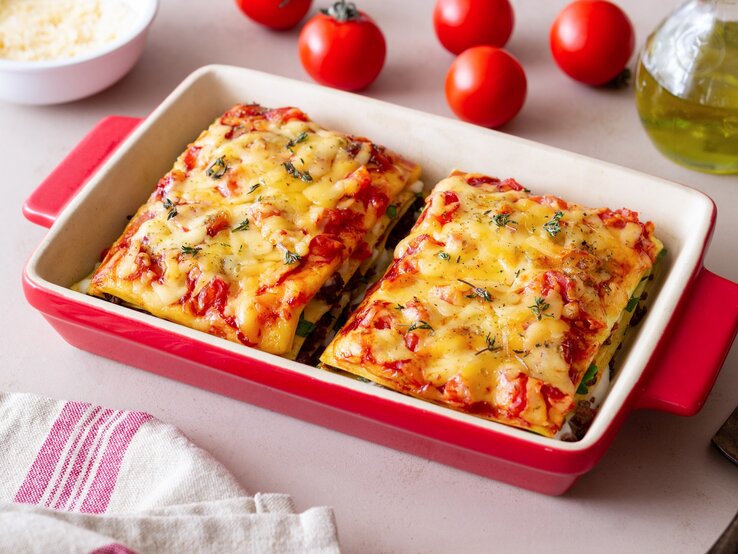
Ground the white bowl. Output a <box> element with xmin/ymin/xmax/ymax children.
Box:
<box><xmin>0</xmin><ymin>0</ymin><xmax>158</xmax><ymax>105</ymax></box>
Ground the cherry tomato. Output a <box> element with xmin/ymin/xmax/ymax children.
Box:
<box><xmin>550</xmin><ymin>0</ymin><xmax>635</xmax><ymax>86</ymax></box>
<box><xmin>235</xmin><ymin>0</ymin><xmax>312</xmax><ymax>31</ymax></box>
<box><xmin>298</xmin><ymin>1</ymin><xmax>386</xmax><ymax>91</ymax></box>
<box><xmin>445</xmin><ymin>46</ymin><xmax>527</xmax><ymax>129</ymax></box>
<box><xmin>433</xmin><ymin>0</ymin><xmax>514</xmax><ymax>55</ymax></box>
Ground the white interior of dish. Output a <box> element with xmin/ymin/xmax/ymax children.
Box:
<box><xmin>0</xmin><ymin>0</ymin><xmax>158</xmax><ymax>69</ymax></box>
<box><xmin>26</xmin><ymin>65</ymin><xmax>715</xmax><ymax>452</ymax></box>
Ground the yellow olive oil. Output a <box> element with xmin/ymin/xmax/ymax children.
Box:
<box><xmin>635</xmin><ymin>20</ymin><xmax>738</xmax><ymax>174</ymax></box>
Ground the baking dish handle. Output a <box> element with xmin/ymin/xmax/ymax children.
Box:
<box><xmin>635</xmin><ymin>268</ymin><xmax>738</xmax><ymax>415</ymax></box>
<box><xmin>23</xmin><ymin>116</ymin><xmax>142</xmax><ymax>228</ymax></box>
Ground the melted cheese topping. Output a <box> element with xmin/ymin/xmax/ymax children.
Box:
<box><xmin>87</xmin><ymin>104</ymin><xmax>420</xmax><ymax>355</ymax></box>
<box><xmin>321</xmin><ymin>172</ymin><xmax>663</xmax><ymax>437</ymax></box>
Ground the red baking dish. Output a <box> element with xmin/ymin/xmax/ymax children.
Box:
<box><xmin>23</xmin><ymin>65</ymin><xmax>738</xmax><ymax>495</ymax></box>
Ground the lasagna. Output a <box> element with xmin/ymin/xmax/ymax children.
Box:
<box><xmin>320</xmin><ymin>171</ymin><xmax>663</xmax><ymax>437</ymax></box>
<box><xmin>83</xmin><ymin>104</ymin><xmax>421</xmax><ymax>357</ymax></box>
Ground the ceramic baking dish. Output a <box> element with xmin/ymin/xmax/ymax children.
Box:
<box><xmin>23</xmin><ymin>65</ymin><xmax>738</xmax><ymax>495</ymax></box>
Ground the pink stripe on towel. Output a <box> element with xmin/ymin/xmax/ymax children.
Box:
<box><xmin>14</xmin><ymin>401</ymin><xmax>89</xmax><ymax>505</ymax></box>
<box><xmin>79</xmin><ymin>411</ymin><xmax>152</xmax><ymax>514</ymax></box>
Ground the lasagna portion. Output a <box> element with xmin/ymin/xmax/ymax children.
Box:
<box><xmin>84</xmin><ymin>104</ymin><xmax>421</xmax><ymax>356</ymax></box>
<box><xmin>321</xmin><ymin>171</ymin><xmax>663</xmax><ymax>437</ymax></box>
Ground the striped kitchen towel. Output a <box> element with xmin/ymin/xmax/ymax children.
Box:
<box><xmin>0</xmin><ymin>392</ymin><xmax>340</xmax><ymax>553</ymax></box>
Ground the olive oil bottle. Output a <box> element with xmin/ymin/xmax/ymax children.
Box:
<box><xmin>635</xmin><ymin>1</ymin><xmax>738</xmax><ymax>174</ymax></box>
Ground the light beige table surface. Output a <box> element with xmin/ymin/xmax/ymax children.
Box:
<box><xmin>2</xmin><ymin>1</ymin><xmax>736</xmax><ymax>552</ymax></box>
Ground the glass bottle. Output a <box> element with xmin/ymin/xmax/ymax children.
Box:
<box><xmin>635</xmin><ymin>0</ymin><xmax>738</xmax><ymax>174</ymax></box>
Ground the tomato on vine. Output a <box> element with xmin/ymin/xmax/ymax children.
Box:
<box><xmin>445</xmin><ymin>46</ymin><xmax>527</xmax><ymax>129</ymax></box>
<box><xmin>235</xmin><ymin>0</ymin><xmax>313</xmax><ymax>30</ymax></box>
<box><xmin>298</xmin><ymin>1</ymin><xmax>386</xmax><ymax>91</ymax></box>
<box><xmin>433</xmin><ymin>0</ymin><xmax>514</xmax><ymax>55</ymax></box>
<box><xmin>550</xmin><ymin>0</ymin><xmax>635</xmax><ymax>86</ymax></box>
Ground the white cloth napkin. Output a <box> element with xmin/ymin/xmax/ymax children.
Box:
<box><xmin>0</xmin><ymin>392</ymin><xmax>340</xmax><ymax>553</ymax></box>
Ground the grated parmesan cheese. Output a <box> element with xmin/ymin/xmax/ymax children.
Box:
<box><xmin>0</xmin><ymin>0</ymin><xmax>135</xmax><ymax>62</ymax></box>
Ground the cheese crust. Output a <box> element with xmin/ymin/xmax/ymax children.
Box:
<box><xmin>87</xmin><ymin>104</ymin><xmax>421</xmax><ymax>355</ymax></box>
<box><xmin>320</xmin><ymin>172</ymin><xmax>663</xmax><ymax>436</ymax></box>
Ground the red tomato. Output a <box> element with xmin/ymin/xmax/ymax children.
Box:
<box><xmin>445</xmin><ymin>46</ymin><xmax>527</xmax><ymax>129</ymax></box>
<box><xmin>550</xmin><ymin>0</ymin><xmax>635</xmax><ymax>86</ymax></box>
<box><xmin>298</xmin><ymin>1</ymin><xmax>386</xmax><ymax>91</ymax></box>
<box><xmin>235</xmin><ymin>0</ymin><xmax>312</xmax><ymax>31</ymax></box>
<box><xmin>433</xmin><ymin>0</ymin><xmax>514</xmax><ymax>55</ymax></box>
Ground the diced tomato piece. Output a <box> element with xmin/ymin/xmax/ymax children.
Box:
<box><xmin>309</xmin><ymin>234</ymin><xmax>345</xmax><ymax>263</ymax></box>
<box><xmin>541</xmin><ymin>270</ymin><xmax>576</xmax><ymax>303</ymax></box>
<box><xmin>404</xmin><ymin>332</ymin><xmax>419</xmax><ymax>352</ymax></box>
<box><xmin>443</xmin><ymin>375</ymin><xmax>473</xmax><ymax>405</ymax></box>
<box><xmin>374</xmin><ymin>316</ymin><xmax>393</xmax><ymax>330</ymax></box>
<box><xmin>529</xmin><ymin>195</ymin><xmax>569</xmax><ymax>210</ymax></box>
<box><xmin>435</xmin><ymin>190</ymin><xmax>460</xmax><ymax>225</ymax></box>
<box><xmin>466</xmin><ymin>175</ymin><xmax>500</xmax><ymax>187</ymax></box>
<box><xmin>353</xmin><ymin>174</ymin><xmax>389</xmax><ymax>215</ymax></box>
<box><xmin>217</xmin><ymin>179</ymin><xmax>239</xmax><ymax>197</ymax></box>
<box><xmin>206</xmin><ymin>211</ymin><xmax>230</xmax><ymax>237</ymax></box>
<box><xmin>265</xmin><ymin>106</ymin><xmax>309</xmax><ymax>122</ymax></box>
<box><xmin>367</xmin><ymin>143</ymin><xmax>394</xmax><ymax>173</ymax></box>
<box><xmin>182</xmin><ymin>145</ymin><xmax>201</xmax><ymax>171</ymax></box>
<box><xmin>192</xmin><ymin>277</ymin><xmax>229</xmax><ymax>317</ymax></box>
<box><xmin>508</xmin><ymin>374</ymin><xmax>529</xmax><ymax>417</ymax></box>
<box><xmin>598</xmin><ymin>208</ymin><xmax>640</xmax><ymax>229</ymax></box>
<box><xmin>318</xmin><ymin>207</ymin><xmax>365</xmax><ymax>234</ymax></box>
<box><xmin>153</xmin><ymin>171</ymin><xmax>185</xmax><ymax>200</ymax></box>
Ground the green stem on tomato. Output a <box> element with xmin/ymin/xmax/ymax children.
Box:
<box><xmin>322</xmin><ymin>0</ymin><xmax>360</xmax><ymax>22</ymax></box>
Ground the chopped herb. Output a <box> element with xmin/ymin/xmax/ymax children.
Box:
<box><xmin>475</xmin><ymin>334</ymin><xmax>501</xmax><ymax>356</ymax></box>
<box><xmin>283</xmin><ymin>161</ymin><xmax>313</xmax><ymax>182</ymax></box>
<box><xmin>233</xmin><ymin>218</ymin><xmax>250</xmax><ymax>232</ymax></box>
<box><xmin>284</xmin><ymin>249</ymin><xmax>301</xmax><ymax>264</ymax></box>
<box><xmin>657</xmin><ymin>248</ymin><xmax>667</xmax><ymax>260</ymax></box>
<box><xmin>408</xmin><ymin>320</ymin><xmax>434</xmax><ymax>332</ymax></box>
<box><xmin>206</xmin><ymin>156</ymin><xmax>228</xmax><ymax>179</ymax></box>
<box><xmin>456</xmin><ymin>255</ymin><xmax>461</xmax><ymax>263</ymax></box>
<box><xmin>394</xmin><ymin>303</ymin><xmax>405</xmax><ymax>310</ymax></box>
<box><xmin>247</xmin><ymin>183</ymin><xmax>261</xmax><ymax>194</ymax></box>
<box><xmin>543</xmin><ymin>211</ymin><xmax>565</xmax><ymax>237</ymax></box>
<box><xmin>529</xmin><ymin>296</ymin><xmax>550</xmax><ymax>320</ymax></box>
<box><xmin>491</xmin><ymin>212</ymin><xmax>517</xmax><ymax>228</ymax></box>
<box><xmin>296</xmin><ymin>315</ymin><xmax>316</xmax><ymax>338</ymax></box>
<box><xmin>286</xmin><ymin>131</ymin><xmax>309</xmax><ymax>149</ymax></box>
<box><xmin>181</xmin><ymin>245</ymin><xmax>201</xmax><ymax>256</ymax></box>
<box><xmin>386</xmin><ymin>205</ymin><xmax>398</xmax><ymax>219</ymax></box>
<box><xmin>625</xmin><ymin>296</ymin><xmax>640</xmax><ymax>312</ymax></box>
<box><xmin>514</xmin><ymin>269</ymin><xmax>522</xmax><ymax>278</ymax></box>
<box><xmin>577</xmin><ymin>364</ymin><xmax>599</xmax><ymax>395</ymax></box>
<box><xmin>523</xmin><ymin>188</ymin><xmax>532</xmax><ymax>193</ymax></box>
<box><xmin>458</xmin><ymin>279</ymin><xmax>492</xmax><ymax>302</ymax></box>
<box><xmin>163</xmin><ymin>197</ymin><xmax>178</xmax><ymax>220</ymax></box>
<box><xmin>438</xmin><ymin>252</ymin><xmax>451</xmax><ymax>261</ymax></box>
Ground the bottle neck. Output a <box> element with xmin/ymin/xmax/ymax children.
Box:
<box><xmin>708</xmin><ymin>0</ymin><xmax>738</xmax><ymax>20</ymax></box>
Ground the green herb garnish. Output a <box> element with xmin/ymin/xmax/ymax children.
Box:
<box><xmin>625</xmin><ymin>296</ymin><xmax>640</xmax><ymax>312</ymax></box>
<box><xmin>577</xmin><ymin>364</ymin><xmax>599</xmax><ymax>395</ymax></box>
<box><xmin>206</xmin><ymin>156</ymin><xmax>228</xmax><ymax>179</ymax></box>
<box><xmin>394</xmin><ymin>303</ymin><xmax>405</xmax><ymax>310</ymax></box>
<box><xmin>438</xmin><ymin>252</ymin><xmax>451</xmax><ymax>261</ymax></box>
<box><xmin>458</xmin><ymin>279</ymin><xmax>492</xmax><ymax>302</ymax></box>
<box><xmin>491</xmin><ymin>212</ymin><xmax>517</xmax><ymax>228</ymax></box>
<box><xmin>386</xmin><ymin>205</ymin><xmax>397</xmax><ymax>219</ymax></box>
<box><xmin>296</xmin><ymin>315</ymin><xmax>316</xmax><ymax>338</ymax></box>
<box><xmin>407</xmin><ymin>320</ymin><xmax>433</xmax><ymax>332</ymax></box>
<box><xmin>163</xmin><ymin>197</ymin><xmax>178</xmax><ymax>220</ymax></box>
<box><xmin>283</xmin><ymin>161</ymin><xmax>313</xmax><ymax>182</ymax></box>
<box><xmin>475</xmin><ymin>334</ymin><xmax>501</xmax><ymax>356</ymax></box>
<box><xmin>543</xmin><ymin>211</ymin><xmax>564</xmax><ymax>237</ymax></box>
<box><xmin>233</xmin><ymin>218</ymin><xmax>250</xmax><ymax>232</ymax></box>
<box><xmin>181</xmin><ymin>245</ymin><xmax>201</xmax><ymax>256</ymax></box>
<box><xmin>286</xmin><ymin>131</ymin><xmax>309</xmax><ymax>149</ymax></box>
<box><xmin>529</xmin><ymin>296</ymin><xmax>550</xmax><ymax>320</ymax></box>
<box><xmin>284</xmin><ymin>249</ymin><xmax>301</xmax><ymax>264</ymax></box>
<box><xmin>247</xmin><ymin>183</ymin><xmax>261</xmax><ymax>194</ymax></box>
<box><xmin>657</xmin><ymin>248</ymin><xmax>667</xmax><ymax>260</ymax></box>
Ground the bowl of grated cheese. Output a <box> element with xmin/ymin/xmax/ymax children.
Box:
<box><xmin>0</xmin><ymin>0</ymin><xmax>158</xmax><ymax>105</ymax></box>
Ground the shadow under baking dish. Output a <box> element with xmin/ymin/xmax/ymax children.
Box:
<box><xmin>23</xmin><ymin>65</ymin><xmax>718</xmax><ymax>494</ymax></box>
